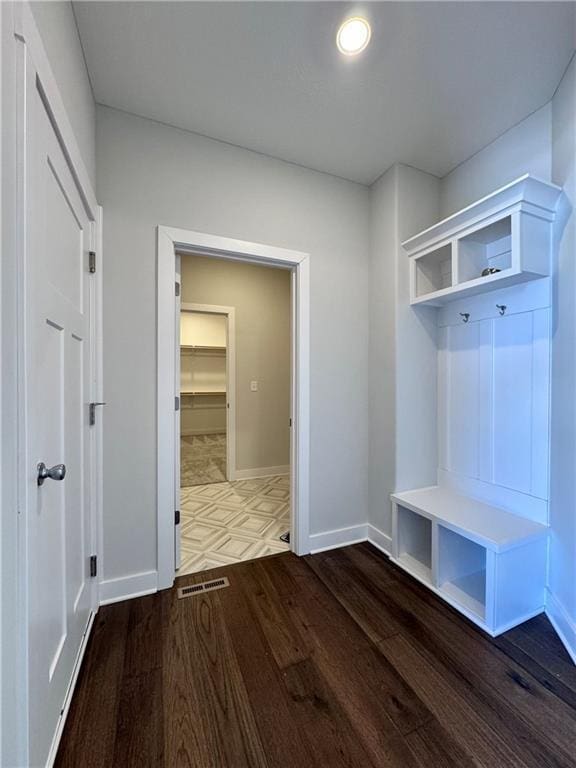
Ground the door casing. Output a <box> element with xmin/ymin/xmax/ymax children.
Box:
<box><xmin>157</xmin><ymin>226</ymin><xmax>310</xmax><ymax>589</ymax></box>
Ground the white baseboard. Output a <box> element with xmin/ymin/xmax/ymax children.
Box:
<box><xmin>309</xmin><ymin>524</ymin><xmax>368</xmax><ymax>554</ymax></box>
<box><xmin>46</xmin><ymin>611</ymin><xmax>96</xmax><ymax>767</ymax></box>
<box><xmin>367</xmin><ymin>524</ymin><xmax>393</xmax><ymax>556</ymax></box>
<box><xmin>99</xmin><ymin>570</ymin><xmax>158</xmax><ymax>606</ymax></box>
<box><xmin>233</xmin><ymin>465</ymin><xmax>290</xmax><ymax>480</ymax></box>
<box><xmin>493</xmin><ymin>607</ymin><xmax>545</xmax><ymax>637</ymax></box>
<box><xmin>546</xmin><ymin>588</ymin><xmax>576</xmax><ymax>664</ymax></box>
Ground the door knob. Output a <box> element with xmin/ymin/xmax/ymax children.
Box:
<box><xmin>37</xmin><ymin>462</ymin><xmax>66</xmax><ymax>486</ymax></box>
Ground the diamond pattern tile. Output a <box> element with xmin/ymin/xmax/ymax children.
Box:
<box><xmin>181</xmin><ymin>433</ymin><xmax>226</xmax><ymax>487</ymax></box>
<box><xmin>178</xmin><ymin>474</ymin><xmax>290</xmax><ymax>576</ymax></box>
<box><xmin>248</xmin><ymin>497</ymin><xmax>289</xmax><ymax>516</ymax></box>
<box><xmin>211</xmin><ymin>534</ymin><xmax>258</xmax><ymax>561</ymax></box>
<box><xmin>229</xmin><ymin>513</ymin><xmax>276</xmax><ymax>537</ymax></box>
<box><xmin>195</xmin><ymin>503</ymin><xmax>243</xmax><ymax>528</ymax></box>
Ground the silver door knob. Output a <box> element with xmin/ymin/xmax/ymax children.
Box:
<box><xmin>37</xmin><ymin>462</ymin><xmax>66</xmax><ymax>486</ymax></box>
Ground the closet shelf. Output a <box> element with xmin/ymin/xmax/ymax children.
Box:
<box><xmin>403</xmin><ymin>174</ymin><xmax>562</xmax><ymax>306</ymax></box>
<box><xmin>391</xmin><ymin>486</ymin><xmax>547</xmax><ymax>553</ymax></box>
<box><xmin>180</xmin><ymin>390</ymin><xmax>226</xmax><ymax>396</ymax></box>
<box><xmin>181</xmin><ymin>344</ymin><xmax>226</xmax><ymax>353</ymax></box>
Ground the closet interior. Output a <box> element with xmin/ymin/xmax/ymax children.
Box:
<box><xmin>180</xmin><ymin>311</ymin><xmax>227</xmax><ymax>486</ymax></box>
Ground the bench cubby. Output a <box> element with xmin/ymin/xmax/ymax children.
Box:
<box><xmin>391</xmin><ymin>486</ymin><xmax>548</xmax><ymax>635</ymax></box>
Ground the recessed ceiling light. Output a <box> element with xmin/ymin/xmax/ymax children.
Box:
<box><xmin>336</xmin><ymin>17</ymin><xmax>371</xmax><ymax>56</ymax></box>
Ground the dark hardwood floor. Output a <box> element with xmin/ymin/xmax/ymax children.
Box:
<box><xmin>55</xmin><ymin>543</ymin><xmax>576</xmax><ymax>767</ymax></box>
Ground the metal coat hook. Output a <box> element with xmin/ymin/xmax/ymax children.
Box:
<box><xmin>496</xmin><ymin>304</ymin><xmax>507</xmax><ymax>316</ymax></box>
<box><xmin>460</xmin><ymin>312</ymin><xmax>470</xmax><ymax>323</ymax></box>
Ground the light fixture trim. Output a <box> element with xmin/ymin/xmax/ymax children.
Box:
<box><xmin>336</xmin><ymin>16</ymin><xmax>371</xmax><ymax>56</ymax></box>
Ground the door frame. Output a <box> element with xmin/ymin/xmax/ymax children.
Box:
<box><xmin>157</xmin><ymin>226</ymin><xmax>310</xmax><ymax>589</ymax></box>
<box><xmin>2</xmin><ymin>5</ymin><xmax>103</xmax><ymax>765</ymax></box>
<box><xmin>180</xmin><ymin>303</ymin><xmax>237</xmax><ymax>480</ymax></box>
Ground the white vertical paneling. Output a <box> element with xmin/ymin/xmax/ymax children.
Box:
<box><xmin>438</xmin><ymin>325</ymin><xmax>449</xmax><ymax>470</ymax></box>
<box><xmin>493</xmin><ymin>312</ymin><xmax>533</xmax><ymax>494</ymax></box>
<box><xmin>531</xmin><ymin>308</ymin><xmax>550</xmax><ymax>501</ymax></box>
<box><xmin>448</xmin><ymin>322</ymin><xmax>480</xmax><ymax>479</ymax></box>
<box><xmin>478</xmin><ymin>320</ymin><xmax>494</xmax><ymax>483</ymax></box>
<box><xmin>438</xmin><ymin>299</ymin><xmax>551</xmax><ymax>521</ymax></box>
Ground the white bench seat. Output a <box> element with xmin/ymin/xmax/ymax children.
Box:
<box><xmin>391</xmin><ymin>485</ymin><xmax>547</xmax><ymax>553</ymax></box>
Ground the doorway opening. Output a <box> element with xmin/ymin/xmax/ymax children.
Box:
<box><xmin>157</xmin><ymin>226</ymin><xmax>310</xmax><ymax>590</ymax></box>
<box><xmin>176</xmin><ymin>256</ymin><xmax>292</xmax><ymax>575</ymax></box>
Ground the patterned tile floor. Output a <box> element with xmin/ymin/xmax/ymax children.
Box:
<box><xmin>178</xmin><ymin>474</ymin><xmax>290</xmax><ymax>575</ymax></box>
<box><xmin>181</xmin><ymin>433</ymin><xmax>226</xmax><ymax>487</ymax></box>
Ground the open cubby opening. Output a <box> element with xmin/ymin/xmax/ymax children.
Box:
<box><xmin>438</xmin><ymin>526</ymin><xmax>486</xmax><ymax>619</ymax></box>
<box><xmin>396</xmin><ymin>506</ymin><xmax>432</xmax><ymax>583</ymax></box>
<box><xmin>458</xmin><ymin>216</ymin><xmax>512</xmax><ymax>284</ymax></box>
<box><xmin>414</xmin><ymin>244</ymin><xmax>452</xmax><ymax>297</ymax></box>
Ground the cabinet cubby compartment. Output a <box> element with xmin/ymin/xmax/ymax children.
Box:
<box><xmin>395</xmin><ymin>505</ymin><xmax>432</xmax><ymax>584</ymax></box>
<box><xmin>437</xmin><ymin>526</ymin><xmax>486</xmax><ymax>620</ymax></box>
<box><xmin>414</xmin><ymin>244</ymin><xmax>452</xmax><ymax>298</ymax></box>
<box><xmin>403</xmin><ymin>175</ymin><xmax>562</xmax><ymax>306</ymax></box>
<box><xmin>457</xmin><ymin>217</ymin><xmax>511</xmax><ymax>284</ymax></box>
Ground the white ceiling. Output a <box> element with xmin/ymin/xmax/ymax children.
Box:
<box><xmin>74</xmin><ymin>1</ymin><xmax>576</xmax><ymax>185</ymax></box>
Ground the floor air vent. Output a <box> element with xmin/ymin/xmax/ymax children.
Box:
<box><xmin>177</xmin><ymin>576</ymin><xmax>230</xmax><ymax>599</ymax></box>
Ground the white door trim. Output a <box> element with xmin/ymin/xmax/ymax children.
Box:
<box><xmin>157</xmin><ymin>226</ymin><xmax>310</xmax><ymax>590</ymax></box>
<box><xmin>3</xmin><ymin>6</ymin><xmax>102</xmax><ymax>765</ymax></box>
<box><xmin>180</xmin><ymin>303</ymin><xmax>237</xmax><ymax>480</ymax></box>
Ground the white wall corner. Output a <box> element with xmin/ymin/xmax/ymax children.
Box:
<box><xmin>367</xmin><ymin>524</ymin><xmax>393</xmax><ymax>556</ymax></box>
<box><xmin>546</xmin><ymin>588</ymin><xmax>576</xmax><ymax>665</ymax></box>
<box><xmin>99</xmin><ymin>570</ymin><xmax>158</xmax><ymax>606</ymax></box>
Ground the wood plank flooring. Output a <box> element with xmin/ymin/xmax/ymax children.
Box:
<box><xmin>55</xmin><ymin>543</ymin><xmax>576</xmax><ymax>768</ymax></box>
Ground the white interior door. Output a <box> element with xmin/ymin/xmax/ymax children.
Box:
<box><xmin>175</xmin><ymin>256</ymin><xmax>182</xmax><ymax>569</ymax></box>
<box><xmin>25</xmin><ymin>67</ymin><xmax>95</xmax><ymax>767</ymax></box>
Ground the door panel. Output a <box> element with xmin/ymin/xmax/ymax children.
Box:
<box><xmin>26</xmin><ymin>74</ymin><xmax>94</xmax><ymax>767</ymax></box>
<box><xmin>175</xmin><ymin>257</ymin><xmax>181</xmax><ymax>569</ymax></box>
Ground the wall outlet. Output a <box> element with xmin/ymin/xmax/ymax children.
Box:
<box><xmin>250</xmin><ymin>380</ymin><xmax>259</xmax><ymax>392</ymax></box>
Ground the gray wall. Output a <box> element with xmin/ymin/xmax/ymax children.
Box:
<box><xmin>181</xmin><ymin>255</ymin><xmax>291</xmax><ymax>471</ymax></box>
<box><xmin>368</xmin><ymin>167</ymin><xmax>397</xmax><ymax>536</ymax></box>
<box><xmin>440</xmin><ymin>103</ymin><xmax>552</xmax><ymax>217</ymax></box>
<box><xmin>550</xmin><ymin>54</ymin><xmax>576</xmax><ymax>655</ymax></box>
<box><xmin>368</xmin><ymin>164</ymin><xmax>440</xmax><ymax>539</ymax></box>
<box><xmin>395</xmin><ymin>166</ymin><xmax>441</xmax><ymax>495</ymax></box>
<box><xmin>97</xmin><ymin>105</ymin><xmax>370</xmax><ymax>582</ymax></box>
<box><xmin>30</xmin><ymin>1</ymin><xmax>96</xmax><ymax>187</ymax></box>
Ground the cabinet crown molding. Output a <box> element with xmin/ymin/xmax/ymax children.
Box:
<box><xmin>402</xmin><ymin>174</ymin><xmax>562</xmax><ymax>256</ymax></box>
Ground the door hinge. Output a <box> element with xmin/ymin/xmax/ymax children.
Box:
<box><xmin>89</xmin><ymin>402</ymin><xmax>106</xmax><ymax>426</ymax></box>
<box><xmin>89</xmin><ymin>555</ymin><xmax>97</xmax><ymax>578</ymax></box>
<box><xmin>175</xmin><ymin>282</ymin><xmax>180</xmax><ymax>297</ymax></box>
<box><xmin>175</xmin><ymin>510</ymin><xmax>180</xmax><ymax>525</ymax></box>
<box><xmin>89</xmin><ymin>251</ymin><xmax>96</xmax><ymax>274</ymax></box>
<box><xmin>175</xmin><ymin>396</ymin><xmax>180</xmax><ymax>411</ymax></box>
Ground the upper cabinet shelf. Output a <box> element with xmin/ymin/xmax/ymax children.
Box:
<box><xmin>181</xmin><ymin>344</ymin><xmax>226</xmax><ymax>355</ymax></box>
<box><xmin>403</xmin><ymin>175</ymin><xmax>562</xmax><ymax>307</ymax></box>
